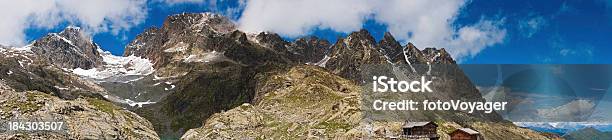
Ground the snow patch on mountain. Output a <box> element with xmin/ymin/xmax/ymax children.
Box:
<box><xmin>313</xmin><ymin>55</ymin><xmax>330</xmax><ymax>67</ymax></box>
<box><xmin>402</xmin><ymin>48</ymin><xmax>417</xmax><ymax>73</ymax></box>
<box><xmin>124</xmin><ymin>99</ymin><xmax>156</xmax><ymax>108</ymax></box>
<box><xmin>71</xmin><ymin>50</ymin><xmax>154</xmax><ymax>81</ymax></box>
<box><xmin>164</xmin><ymin>42</ymin><xmax>189</xmax><ymax>53</ymax></box>
<box><xmin>52</xmin><ymin>33</ymin><xmax>75</xmax><ymax>46</ymax></box>
<box><xmin>183</xmin><ymin>51</ymin><xmax>225</xmax><ymax>63</ymax></box>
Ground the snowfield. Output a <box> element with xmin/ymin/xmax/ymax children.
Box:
<box><xmin>72</xmin><ymin>50</ymin><xmax>154</xmax><ymax>80</ymax></box>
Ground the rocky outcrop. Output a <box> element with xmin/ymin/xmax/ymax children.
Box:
<box><xmin>0</xmin><ymin>81</ymin><xmax>159</xmax><ymax>139</ymax></box>
<box><xmin>30</xmin><ymin>26</ymin><xmax>103</xmax><ymax>69</ymax></box>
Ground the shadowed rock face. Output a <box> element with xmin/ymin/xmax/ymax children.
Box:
<box><xmin>325</xmin><ymin>29</ymin><xmax>389</xmax><ymax>83</ymax></box>
<box><xmin>30</xmin><ymin>27</ymin><xmax>103</xmax><ymax>69</ymax></box>
<box><xmin>378</xmin><ymin>32</ymin><xmax>404</xmax><ymax>63</ymax></box>
<box><xmin>288</xmin><ymin>36</ymin><xmax>332</xmax><ymax>64</ymax></box>
<box><xmin>0</xmin><ymin>47</ymin><xmax>105</xmax><ymax>100</ymax></box>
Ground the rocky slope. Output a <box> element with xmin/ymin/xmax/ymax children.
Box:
<box><xmin>0</xmin><ymin>81</ymin><xmax>159</xmax><ymax>139</ymax></box>
<box><xmin>0</xmin><ymin>44</ymin><xmax>159</xmax><ymax>139</ymax></box>
<box><xmin>0</xmin><ymin>44</ymin><xmax>105</xmax><ymax>100</ymax></box>
<box><xmin>180</xmin><ymin>66</ymin><xmax>552</xmax><ymax>139</ymax></box>
<box><xmin>181</xmin><ymin>65</ymin><xmax>362</xmax><ymax>139</ymax></box>
<box><xmin>30</xmin><ymin>26</ymin><xmax>103</xmax><ymax>69</ymax></box>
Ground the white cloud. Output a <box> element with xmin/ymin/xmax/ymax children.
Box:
<box><xmin>550</xmin><ymin>35</ymin><xmax>594</xmax><ymax>58</ymax></box>
<box><xmin>156</xmin><ymin>0</ymin><xmax>246</xmax><ymax>20</ymax></box>
<box><xmin>560</xmin><ymin>49</ymin><xmax>571</xmax><ymax>56</ymax></box>
<box><xmin>446</xmin><ymin>19</ymin><xmax>507</xmax><ymax>59</ymax></box>
<box><xmin>519</xmin><ymin>15</ymin><xmax>547</xmax><ymax>38</ymax></box>
<box><xmin>238</xmin><ymin>0</ymin><xmax>373</xmax><ymax>37</ymax></box>
<box><xmin>0</xmin><ymin>0</ymin><xmax>147</xmax><ymax>46</ymax></box>
<box><xmin>156</xmin><ymin>0</ymin><xmax>205</xmax><ymax>5</ymax></box>
<box><xmin>237</xmin><ymin>0</ymin><xmax>507</xmax><ymax>61</ymax></box>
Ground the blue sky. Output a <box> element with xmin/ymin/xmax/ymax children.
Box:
<box><xmin>13</xmin><ymin>0</ymin><xmax>612</xmax><ymax>64</ymax></box>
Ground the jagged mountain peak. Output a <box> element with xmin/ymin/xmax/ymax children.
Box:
<box><xmin>60</xmin><ymin>25</ymin><xmax>82</xmax><ymax>34</ymax></box>
<box><xmin>398</xmin><ymin>42</ymin><xmax>456</xmax><ymax>64</ymax></box>
<box><xmin>381</xmin><ymin>32</ymin><xmax>397</xmax><ymax>44</ymax></box>
<box><xmin>288</xmin><ymin>35</ymin><xmax>331</xmax><ymax>64</ymax></box>
<box><xmin>164</xmin><ymin>12</ymin><xmax>236</xmax><ymax>35</ymax></box>
<box><xmin>402</xmin><ymin>42</ymin><xmax>425</xmax><ymax>60</ymax></box>
<box><xmin>255</xmin><ymin>32</ymin><xmax>286</xmax><ymax>44</ymax></box>
<box><xmin>380</xmin><ymin>31</ymin><xmax>402</xmax><ymax>45</ymax></box>
<box><xmin>345</xmin><ymin>29</ymin><xmax>376</xmax><ymax>44</ymax></box>
<box><xmin>165</xmin><ymin>12</ymin><xmax>228</xmax><ymax>26</ymax></box>
<box><xmin>125</xmin><ymin>12</ymin><xmax>238</xmax><ymax>61</ymax></box>
<box><xmin>252</xmin><ymin>32</ymin><xmax>292</xmax><ymax>53</ymax></box>
<box><xmin>30</xmin><ymin>26</ymin><xmax>103</xmax><ymax>69</ymax></box>
<box><xmin>378</xmin><ymin>32</ymin><xmax>403</xmax><ymax>62</ymax></box>
<box><xmin>57</xmin><ymin>26</ymin><xmax>95</xmax><ymax>46</ymax></box>
<box><xmin>422</xmin><ymin>47</ymin><xmax>455</xmax><ymax>64</ymax></box>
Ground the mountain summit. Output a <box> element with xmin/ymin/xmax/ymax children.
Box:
<box><xmin>30</xmin><ymin>26</ymin><xmax>103</xmax><ymax>69</ymax></box>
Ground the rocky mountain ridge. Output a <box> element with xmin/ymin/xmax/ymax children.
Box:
<box><xmin>30</xmin><ymin>26</ymin><xmax>103</xmax><ymax>69</ymax></box>
<box><xmin>1</xmin><ymin>12</ymin><xmax>552</xmax><ymax>139</ymax></box>
<box><xmin>118</xmin><ymin>12</ymin><xmax>517</xmax><ymax>139</ymax></box>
